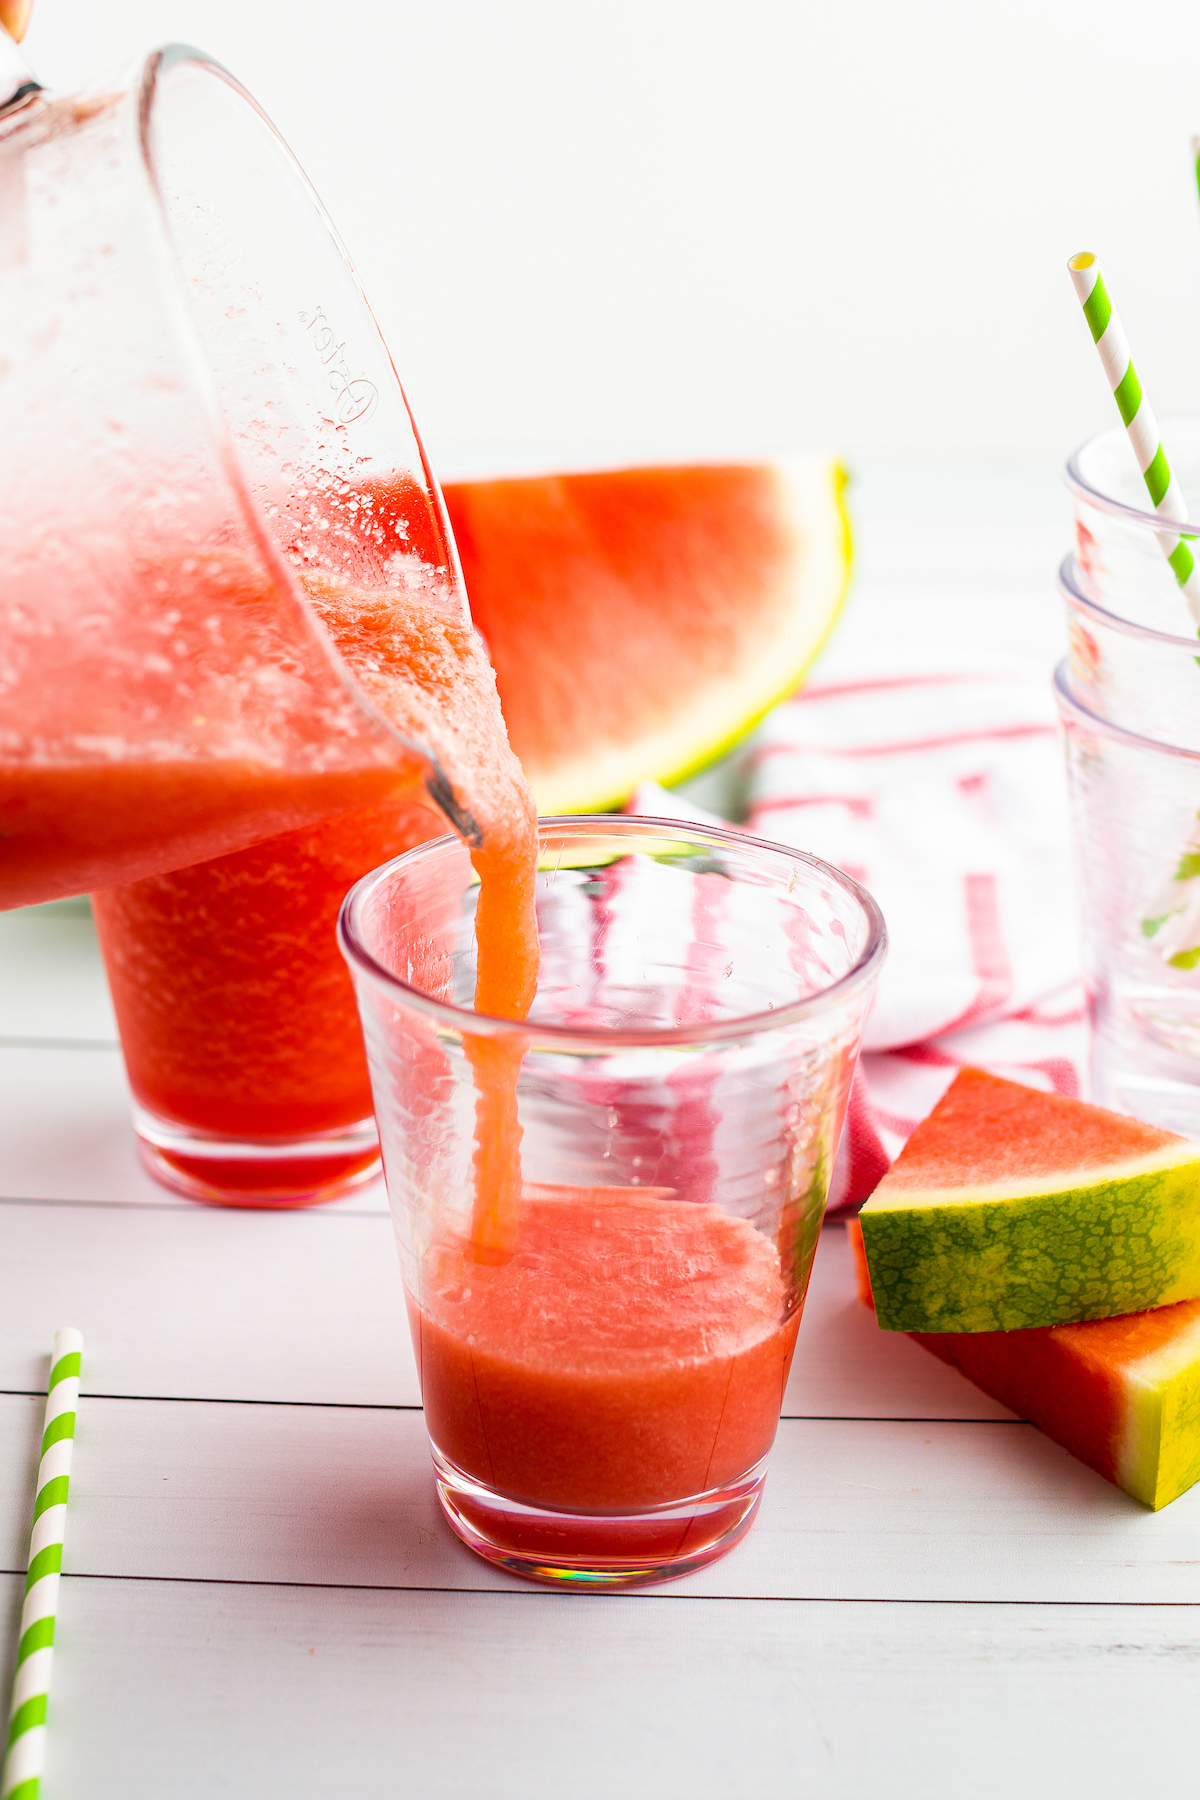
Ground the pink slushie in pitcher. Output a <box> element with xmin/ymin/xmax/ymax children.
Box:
<box><xmin>0</xmin><ymin>38</ymin><xmax>476</xmax><ymax>909</ymax></box>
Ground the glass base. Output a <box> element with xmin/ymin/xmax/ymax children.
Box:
<box><xmin>132</xmin><ymin>1103</ymin><xmax>381</xmax><ymax>1207</ymax></box>
<box><xmin>431</xmin><ymin>1444</ymin><xmax>767</xmax><ymax>1590</ymax></box>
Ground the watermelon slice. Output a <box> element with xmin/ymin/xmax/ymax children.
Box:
<box><xmin>442</xmin><ymin>457</ymin><xmax>850</xmax><ymax>812</ymax></box>
<box><xmin>858</xmin><ymin>1069</ymin><xmax>1200</xmax><ymax>1333</ymax></box>
<box><xmin>848</xmin><ymin>1219</ymin><xmax>1200</xmax><ymax>1510</ymax></box>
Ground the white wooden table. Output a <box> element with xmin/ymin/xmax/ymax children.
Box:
<box><xmin>4</xmin><ymin>463</ymin><xmax>1197</xmax><ymax>1796</ymax></box>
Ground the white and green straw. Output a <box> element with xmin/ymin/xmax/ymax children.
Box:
<box><xmin>1067</xmin><ymin>251</ymin><xmax>1200</xmax><ymax>626</ymax></box>
<box><xmin>1069</xmin><ymin>250</ymin><xmax>1200</xmax><ymax>964</ymax></box>
<box><xmin>2</xmin><ymin>1330</ymin><xmax>83</xmax><ymax>1800</ymax></box>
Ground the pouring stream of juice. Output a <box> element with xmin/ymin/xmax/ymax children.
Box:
<box><xmin>300</xmin><ymin>558</ymin><xmax>539</xmax><ymax>1256</ymax></box>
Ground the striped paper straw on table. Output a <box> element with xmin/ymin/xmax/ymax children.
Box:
<box><xmin>1069</xmin><ymin>252</ymin><xmax>1200</xmax><ymax>963</ymax></box>
<box><xmin>2</xmin><ymin>1331</ymin><xmax>83</xmax><ymax>1800</ymax></box>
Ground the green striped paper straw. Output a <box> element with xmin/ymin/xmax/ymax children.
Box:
<box><xmin>2</xmin><ymin>1331</ymin><xmax>83</xmax><ymax>1800</ymax></box>
<box><xmin>1067</xmin><ymin>251</ymin><xmax>1200</xmax><ymax>626</ymax></box>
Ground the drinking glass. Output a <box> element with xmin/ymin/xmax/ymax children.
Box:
<box><xmin>1059</xmin><ymin>422</ymin><xmax>1200</xmax><ymax>1131</ymax></box>
<box><xmin>340</xmin><ymin>816</ymin><xmax>885</xmax><ymax>1588</ymax></box>
<box><xmin>91</xmin><ymin>796</ymin><xmax>443</xmax><ymax>1205</ymax></box>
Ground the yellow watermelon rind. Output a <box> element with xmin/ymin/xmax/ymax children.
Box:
<box><xmin>1121</xmin><ymin>1312</ymin><xmax>1200</xmax><ymax>1507</ymax></box>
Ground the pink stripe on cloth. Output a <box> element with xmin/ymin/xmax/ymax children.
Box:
<box><xmin>826</xmin><ymin>1068</ymin><xmax>893</xmax><ymax>1213</ymax></box>
<box><xmin>749</xmin><ymin>721</ymin><xmax>1056</xmax><ymax>761</ymax></box>
<box><xmin>938</xmin><ymin>872</ymin><xmax>1014</xmax><ymax>1034</ymax></box>
<box><xmin>777</xmin><ymin>671</ymin><xmax>1016</xmax><ymax>703</ymax></box>
<box><xmin>752</xmin><ymin>793</ymin><xmax>876</xmax><ymax>819</ymax></box>
<box><xmin>630</xmin><ymin>668</ymin><xmax>1085</xmax><ymax>1213</ymax></box>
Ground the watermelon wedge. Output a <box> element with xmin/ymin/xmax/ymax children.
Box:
<box><xmin>858</xmin><ymin>1069</ymin><xmax>1200</xmax><ymax>1333</ymax></box>
<box><xmin>848</xmin><ymin>1219</ymin><xmax>1200</xmax><ymax>1511</ymax></box>
<box><xmin>442</xmin><ymin>457</ymin><xmax>851</xmax><ymax>812</ymax></box>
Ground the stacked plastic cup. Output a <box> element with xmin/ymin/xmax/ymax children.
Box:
<box><xmin>1058</xmin><ymin>418</ymin><xmax>1200</xmax><ymax>1135</ymax></box>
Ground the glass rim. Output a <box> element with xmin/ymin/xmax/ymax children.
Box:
<box><xmin>1064</xmin><ymin>417</ymin><xmax>1200</xmax><ymax>543</ymax></box>
<box><xmin>1057</xmin><ymin>553</ymin><xmax>1200</xmax><ymax>651</ymax></box>
<box><xmin>338</xmin><ymin>813</ymin><xmax>888</xmax><ymax>1049</ymax></box>
<box><xmin>1054</xmin><ymin>659</ymin><xmax>1200</xmax><ymax>761</ymax></box>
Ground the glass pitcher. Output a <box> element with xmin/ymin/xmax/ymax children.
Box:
<box><xmin>0</xmin><ymin>39</ymin><xmax>474</xmax><ymax>910</ymax></box>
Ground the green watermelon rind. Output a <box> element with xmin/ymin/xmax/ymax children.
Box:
<box><xmin>861</xmin><ymin>1158</ymin><xmax>1200</xmax><ymax>1334</ymax></box>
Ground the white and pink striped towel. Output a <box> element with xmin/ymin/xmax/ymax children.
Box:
<box><xmin>632</xmin><ymin>670</ymin><xmax>1087</xmax><ymax>1213</ymax></box>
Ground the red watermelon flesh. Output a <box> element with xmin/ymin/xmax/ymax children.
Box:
<box><xmin>848</xmin><ymin>1218</ymin><xmax>1200</xmax><ymax>1511</ymax></box>
<box><xmin>442</xmin><ymin>458</ymin><xmax>850</xmax><ymax>813</ymax></box>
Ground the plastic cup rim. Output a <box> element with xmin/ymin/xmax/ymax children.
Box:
<box><xmin>1057</xmin><ymin>553</ymin><xmax>1200</xmax><ymax>651</ymax></box>
<box><xmin>1064</xmin><ymin>416</ymin><xmax>1200</xmax><ymax>542</ymax></box>
<box><xmin>1054</xmin><ymin>658</ymin><xmax>1200</xmax><ymax>761</ymax></box>
<box><xmin>338</xmin><ymin>813</ymin><xmax>888</xmax><ymax>1050</ymax></box>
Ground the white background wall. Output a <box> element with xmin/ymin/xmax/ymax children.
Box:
<box><xmin>21</xmin><ymin>0</ymin><xmax>1200</xmax><ymax>479</ymax></box>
